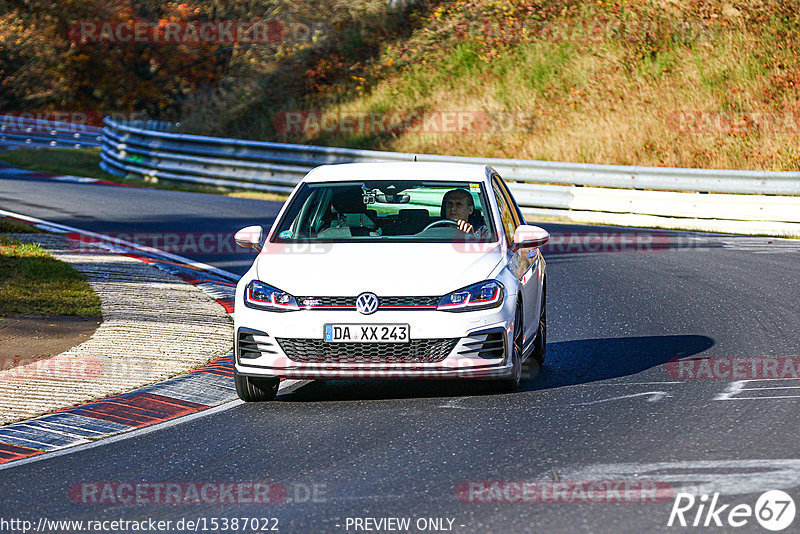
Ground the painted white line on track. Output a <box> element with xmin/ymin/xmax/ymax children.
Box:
<box><xmin>741</xmin><ymin>386</ymin><xmax>800</xmax><ymax>390</ymax></box>
<box><xmin>50</xmin><ymin>175</ymin><xmax>99</xmax><ymax>184</ymax></box>
<box><xmin>715</xmin><ymin>378</ymin><xmax>800</xmax><ymax>400</ymax></box>
<box><xmin>572</xmin><ymin>381</ymin><xmax>682</xmax><ymax>386</ymax></box>
<box><xmin>715</xmin><ymin>380</ymin><xmax>746</xmax><ymax>400</ymax></box>
<box><xmin>571</xmin><ymin>391</ymin><xmax>671</xmax><ymax>406</ymax></box>
<box><xmin>718</xmin><ymin>395</ymin><xmax>800</xmax><ymax>400</ymax></box>
<box><xmin>561</xmin><ymin>459</ymin><xmax>800</xmax><ymax>496</ymax></box>
<box><xmin>0</xmin><ymin>208</ymin><xmax>240</xmax><ymax>282</ymax></box>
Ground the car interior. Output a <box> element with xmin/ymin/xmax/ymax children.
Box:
<box><xmin>285</xmin><ymin>183</ymin><xmax>490</xmax><ymax>239</ymax></box>
<box><xmin>316</xmin><ymin>190</ymin><xmax>486</xmax><ymax>238</ymax></box>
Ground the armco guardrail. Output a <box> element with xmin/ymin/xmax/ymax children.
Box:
<box><xmin>97</xmin><ymin>117</ymin><xmax>800</xmax><ymax>236</ymax></box>
<box><xmin>0</xmin><ymin>115</ymin><xmax>103</xmax><ymax>149</ymax></box>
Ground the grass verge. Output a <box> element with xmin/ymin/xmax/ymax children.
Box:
<box><xmin>0</xmin><ymin>217</ymin><xmax>44</xmax><ymax>234</ymax></box>
<box><xmin>0</xmin><ymin>227</ymin><xmax>101</xmax><ymax>318</ymax></box>
<box><xmin>177</xmin><ymin>0</ymin><xmax>800</xmax><ymax>172</ymax></box>
<box><xmin>0</xmin><ymin>148</ymin><xmax>120</xmax><ymax>181</ymax></box>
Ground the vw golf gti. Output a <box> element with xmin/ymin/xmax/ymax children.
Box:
<box><xmin>233</xmin><ymin>162</ymin><xmax>549</xmax><ymax>400</ymax></box>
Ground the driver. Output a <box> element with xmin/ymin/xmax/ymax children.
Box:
<box><xmin>442</xmin><ymin>188</ymin><xmax>486</xmax><ymax>235</ymax></box>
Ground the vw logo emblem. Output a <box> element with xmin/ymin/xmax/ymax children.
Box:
<box><xmin>355</xmin><ymin>292</ymin><xmax>379</xmax><ymax>315</ymax></box>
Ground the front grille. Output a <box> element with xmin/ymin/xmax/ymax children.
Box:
<box><xmin>276</xmin><ymin>338</ymin><xmax>458</xmax><ymax>363</ymax></box>
<box><xmin>296</xmin><ymin>296</ymin><xmax>439</xmax><ymax>309</ymax></box>
<box><xmin>458</xmin><ymin>330</ymin><xmax>505</xmax><ymax>359</ymax></box>
<box><xmin>381</xmin><ymin>296</ymin><xmax>439</xmax><ymax>307</ymax></box>
<box><xmin>298</xmin><ymin>296</ymin><xmax>353</xmax><ymax>307</ymax></box>
<box><xmin>238</xmin><ymin>330</ymin><xmax>279</xmax><ymax>359</ymax></box>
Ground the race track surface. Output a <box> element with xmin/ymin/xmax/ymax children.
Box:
<box><xmin>2</xmin><ymin>172</ymin><xmax>799</xmax><ymax>533</ymax></box>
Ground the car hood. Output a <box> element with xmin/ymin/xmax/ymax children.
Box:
<box><xmin>255</xmin><ymin>242</ymin><xmax>504</xmax><ymax>296</ymax></box>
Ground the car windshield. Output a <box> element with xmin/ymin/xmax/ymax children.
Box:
<box><xmin>273</xmin><ymin>180</ymin><xmax>497</xmax><ymax>242</ymax></box>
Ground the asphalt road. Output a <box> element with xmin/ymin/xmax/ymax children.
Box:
<box><xmin>0</xmin><ymin>171</ymin><xmax>277</xmax><ymax>275</ymax></box>
<box><xmin>2</xmin><ymin>172</ymin><xmax>800</xmax><ymax>533</ymax></box>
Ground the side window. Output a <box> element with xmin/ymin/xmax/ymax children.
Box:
<box><xmin>492</xmin><ymin>179</ymin><xmax>517</xmax><ymax>244</ymax></box>
<box><xmin>495</xmin><ymin>174</ymin><xmax>525</xmax><ymax>225</ymax></box>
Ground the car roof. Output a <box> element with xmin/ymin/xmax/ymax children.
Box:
<box><xmin>302</xmin><ymin>162</ymin><xmax>492</xmax><ymax>183</ymax></box>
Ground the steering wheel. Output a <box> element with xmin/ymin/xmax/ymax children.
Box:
<box><xmin>422</xmin><ymin>219</ymin><xmax>461</xmax><ymax>232</ymax></box>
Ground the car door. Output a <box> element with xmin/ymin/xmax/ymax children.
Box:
<box><xmin>491</xmin><ymin>173</ymin><xmax>541</xmax><ymax>353</ymax></box>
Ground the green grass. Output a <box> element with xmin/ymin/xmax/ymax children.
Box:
<box><xmin>0</xmin><ymin>233</ymin><xmax>101</xmax><ymax>317</ymax></box>
<box><xmin>0</xmin><ymin>148</ymin><xmax>119</xmax><ymax>181</ymax></box>
<box><xmin>516</xmin><ymin>43</ymin><xmax>575</xmax><ymax>93</ymax></box>
<box><xmin>0</xmin><ymin>218</ymin><xmax>43</xmax><ymax>234</ymax></box>
<box><xmin>0</xmin><ymin>148</ymin><xmax>289</xmax><ymax>202</ymax></box>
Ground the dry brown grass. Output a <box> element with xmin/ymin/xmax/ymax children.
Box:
<box><xmin>180</xmin><ymin>0</ymin><xmax>800</xmax><ymax>171</ymax></box>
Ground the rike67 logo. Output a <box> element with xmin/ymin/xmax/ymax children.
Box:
<box><xmin>668</xmin><ymin>490</ymin><xmax>796</xmax><ymax>531</ymax></box>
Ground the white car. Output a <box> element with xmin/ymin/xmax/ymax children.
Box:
<box><xmin>233</xmin><ymin>162</ymin><xmax>549</xmax><ymax>401</ymax></box>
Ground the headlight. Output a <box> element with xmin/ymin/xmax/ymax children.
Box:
<box><xmin>437</xmin><ymin>280</ymin><xmax>504</xmax><ymax>312</ymax></box>
<box><xmin>244</xmin><ymin>280</ymin><xmax>299</xmax><ymax>312</ymax></box>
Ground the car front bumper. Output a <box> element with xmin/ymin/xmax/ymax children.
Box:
<box><xmin>234</xmin><ymin>296</ymin><xmax>517</xmax><ymax>381</ymax></box>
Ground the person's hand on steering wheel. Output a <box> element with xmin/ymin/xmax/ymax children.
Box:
<box><xmin>456</xmin><ymin>219</ymin><xmax>474</xmax><ymax>233</ymax></box>
<box><xmin>421</xmin><ymin>219</ymin><xmax>474</xmax><ymax>233</ymax></box>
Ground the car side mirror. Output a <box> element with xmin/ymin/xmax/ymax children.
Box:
<box><xmin>511</xmin><ymin>225</ymin><xmax>550</xmax><ymax>251</ymax></box>
<box><xmin>234</xmin><ymin>225</ymin><xmax>264</xmax><ymax>252</ymax></box>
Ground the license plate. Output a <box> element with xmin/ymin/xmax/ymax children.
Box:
<box><xmin>324</xmin><ymin>324</ymin><xmax>410</xmax><ymax>343</ymax></box>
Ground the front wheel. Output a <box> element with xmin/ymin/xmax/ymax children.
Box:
<box><xmin>234</xmin><ymin>368</ymin><xmax>280</xmax><ymax>402</ymax></box>
<box><xmin>495</xmin><ymin>300</ymin><xmax>523</xmax><ymax>392</ymax></box>
<box><xmin>531</xmin><ymin>286</ymin><xmax>546</xmax><ymax>364</ymax></box>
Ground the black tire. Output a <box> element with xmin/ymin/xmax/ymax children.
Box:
<box><xmin>234</xmin><ymin>368</ymin><xmax>280</xmax><ymax>402</ymax></box>
<box><xmin>496</xmin><ymin>300</ymin><xmax>523</xmax><ymax>392</ymax></box>
<box><xmin>531</xmin><ymin>284</ymin><xmax>547</xmax><ymax>365</ymax></box>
